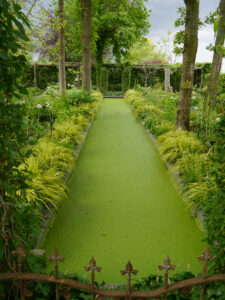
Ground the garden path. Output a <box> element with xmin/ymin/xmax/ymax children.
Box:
<box><xmin>44</xmin><ymin>98</ymin><xmax>205</xmax><ymax>283</ymax></box>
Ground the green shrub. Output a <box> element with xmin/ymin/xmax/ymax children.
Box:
<box><xmin>125</xmin><ymin>89</ymin><xmax>143</xmax><ymax>104</ymax></box>
<box><xmin>157</xmin><ymin>129</ymin><xmax>204</xmax><ymax>163</ymax></box>
<box><xmin>122</xmin><ymin>67</ymin><xmax>131</xmax><ymax>92</ymax></box>
<box><xmin>67</xmin><ymin>87</ymin><xmax>94</xmax><ymax>105</ymax></box>
<box><xmin>99</xmin><ymin>67</ymin><xmax>108</xmax><ymax>93</ymax></box>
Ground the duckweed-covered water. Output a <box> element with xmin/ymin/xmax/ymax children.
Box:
<box><xmin>44</xmin><ymin>99</ymin><xmax>205</xmax><ymax>283</ymax></box>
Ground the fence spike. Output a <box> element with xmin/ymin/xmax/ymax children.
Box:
<box><xmin>84</xmin><ymin>257</ymin><xmax>101</xmax><ymax>300</ymax></box>
<box><xmin>198</xmin><ymin>247</ymin><xmax>215</xmax><ymax>300</ymax></box>
<box><xmin>12</xmin><ymin>242</ymin><xmax>28</xmax><ymax>300</ymax></box>
<box><xmin>158</xmin><ymin>255</ymin><xmax>176</xmax><ymax>300</ymax></box>
<box><xmin>121</xmin><ymin>261</ymin><xmax>138</xmax><ymax>300</ymax></box>
<box><xmin>48</xmin><ymin>247</ymin><xmax>65</xmax><ymax>300</ymax></box>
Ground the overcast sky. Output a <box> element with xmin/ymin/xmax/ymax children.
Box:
<box><xmin>145</xmin><ymin>0</ymin><xmax>225</xmax><ymax>71</ymax></box>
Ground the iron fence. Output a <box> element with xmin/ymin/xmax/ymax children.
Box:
<box><xmin>0</xmin><ymin>243</ymin><xmax>224</xmax><ymax>300</ymax></box>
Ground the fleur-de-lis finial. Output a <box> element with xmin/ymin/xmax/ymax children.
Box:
<box><xmin>12</xmin><ymin>242</ymin><xmax>27</xmax><ymax>273</ymax></box>
<box><xmin>48</xmin><ymin>247</ymin><xmax>65</xmax><ymax>279</ymax></box>
<box><xmin>48</xmin><ymin>247</ymin><xmax>65</xmax><ymax>300</ymax></box>
<box><xmin>84</xmin><ymin>257</ymin><xmax>101</xmax><ymax>300</ymax></box>
<box><xmin>121</xmin><ymin>261</ymin><xmax>138</xmax><ymax>299</ymax></box>
<box><xmin>198</xmin><ymin>247</ymin><xmax>215</xmax><ymax>300</ymax></box>
<box><xmin>158</xmin><ymin>256</ymin><xmax>176</xmax><ymax>300</ymax></box>
<box><xmin>198</xmin><ymin>247</ymin><xmax>215</xmax><ymax>279</ymax></box>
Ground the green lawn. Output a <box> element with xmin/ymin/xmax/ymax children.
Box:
<box><xmin>43</xmin><ymin>98</ymin><xmax>205</xmax><ymax>283</ymax></box>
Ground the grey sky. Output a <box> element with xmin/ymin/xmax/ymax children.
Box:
<box><xmin>145</xmin><ymin>0</ymin><xmax>224</xmax><ymax>70</ymax></box>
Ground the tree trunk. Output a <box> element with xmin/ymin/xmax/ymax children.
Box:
<box><xmin>176</xmin><ymin>0</ymin><xmax>199</xmax><ymax>131</ymax></box>
<box><xmin>208</xmin><ymin>0</ymin><xmax>225</xmax><ymax>105</ymax></box>
<box><xmin>81</xmin><ymin>0</ymin><xmax>92</xmax><ymax>91</ymax></box>
<box><xmin>58</xmin><ymin>0</ymin><xmax>66</xmax><ymax>94</ymax></box>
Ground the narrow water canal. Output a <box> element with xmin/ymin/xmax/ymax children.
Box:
<box><xmin>44</xmin><ymin>98</ymin><xmax>205</xmax><ymax>283</ymax></box>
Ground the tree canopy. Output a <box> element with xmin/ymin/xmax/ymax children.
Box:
<box><xmin>34</xmin><ymin>0</ymin><xmax>150</xmax><ymax>64</ymax></box>
<box><xmin>126</xmin><ymin>38</ymin><xmax>168</xmax><ymax>64</ymax></box>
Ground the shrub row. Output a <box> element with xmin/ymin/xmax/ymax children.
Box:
<box><xmin>125</xmin><ymin>89</ymin><xmax>224</xmax><ymax>272</ymax></box>
<box><xmin>21</xmin><ymin>88</ymin><xmax>102</xmax><ymax>222</ymax></box>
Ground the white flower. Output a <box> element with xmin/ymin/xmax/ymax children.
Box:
<box><xmin>75</xmin><ymin>78</ymin><xmax>79</xmax><ymax>82</ymax></box>
<box><xmin>193</xmin><ymin>106</ymin><xmax>198</xmax><ymax>110</ymax></box>
<box><xmin>215</xmin><ymin>117</ymin><xmax>221</xmax><ymax>122</ymax></box>
<box><xmin>37</xmin><ymin>104</ymin><xmax>42</xmax><ymax>109</ymax></box>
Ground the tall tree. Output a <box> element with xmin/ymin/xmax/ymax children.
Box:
<box><xmin>208</xmin><ymin>0</ymin><xmax>225</xmax><ymax>105</ymax></box>
<box><xmin>58</xmin><ymin>0</ymin><xmax>66</xmax><ymax>94</ymax></box>
<box><xmin>94</xmin><ymin>0</ymin><xmax>150</xmax><ymax>86</ymax></box>
<box><xmin>81</xmin><ymin>0</ymin><xmax>92</xmax><ymax>91</ymax></box>
<box><xmin>176</xmin><ymin>0</ymin><xmax>199</xmax><ymax>131</ymax></box>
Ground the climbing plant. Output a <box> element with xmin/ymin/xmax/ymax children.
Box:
<box><xmin>122</xmin><ymin>66</ymin><xmax>131</xmax><ymax>92</ymax></box>
<box><xmin>99</xmin><ymin>67</ymin><xmax>108</xmax><ymax>93</ymax></box>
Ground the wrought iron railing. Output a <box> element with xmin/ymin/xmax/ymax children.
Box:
<box><xmin>0</xmin><ymin>243</ymin><xmax>224</xmax><ymax>300</ymax></box>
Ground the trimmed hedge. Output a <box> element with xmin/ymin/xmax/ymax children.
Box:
<box><xmin>23</xmin><ymin>63</ymin><xmax>212</xmax><ymax>92</ymax></box>
<box><xmin>99</xmin><ymin>67</ymin><xmax>108</xmax><ymax>93</ymax></box>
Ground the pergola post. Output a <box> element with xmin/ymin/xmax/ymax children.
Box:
<box><xmin>164</xmin><ymin>68</ymin><xmax>171</xmax><ymax>92</ymax></box>
<box><xmin>34</xmin><ymin>63</ymin><xmax>37</xmax><ymax>88</ymax></box>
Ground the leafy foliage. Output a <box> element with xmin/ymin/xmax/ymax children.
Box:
<box><xmin>122</xmin><ymin>66</ymin><xmax>131</xmax><ymax>92</ymax></box>
<box><xmin>99</xmin><ymin>67</ymin><xmax>108</xmax><ymax>93</ymax></box>
<box><xmin>126</xmin><ymin>38</ymin><xmax>168</xmax><ymax>64</ymax></box>
<box><xmin>0</xmin><ymin>0</ymin><xmax>36</xmax><ymax>272</ymax></box>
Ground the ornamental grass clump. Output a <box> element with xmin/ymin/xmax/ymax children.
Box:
<box><xmin>72</xmin><ymin>114</ymin><xmax>89</xmax><ymax>129</ymax></box>
<box><xmin>175</xmin><ymin>152</ymin><xmax>209</xmax><ymax>185</ymax></box>
<box><xmin>184</xmin><ymin>180</ymin><xmax>217</xmax><ymax>210</ymax></box>
<box><xmin>32</xmin><ymin>140</ymin><xmax>75</xmax><ymax>173</ymax></box>
<box><xmin>20</xmin><ymin>156</ymin><xmax>67</xmax><ymax>209</ymax></box>
<box><xmin>153</xmin><ymin>121</ymin><xmax>175</xmax><ymax>137</ymax></box>
<box><xmin>157</xmin><ymin>129</ymin><xmax>204</xmax><ymax>164</ymax></box>
<box><xmin>52</xmin><ymin>122</ymin><xmax>84</xmax><ymax>145</ymax></box>
<box><xmin>134</xmin><ymin>104</ymin><xmax>164</xmax><ymax>120</ymax></box>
